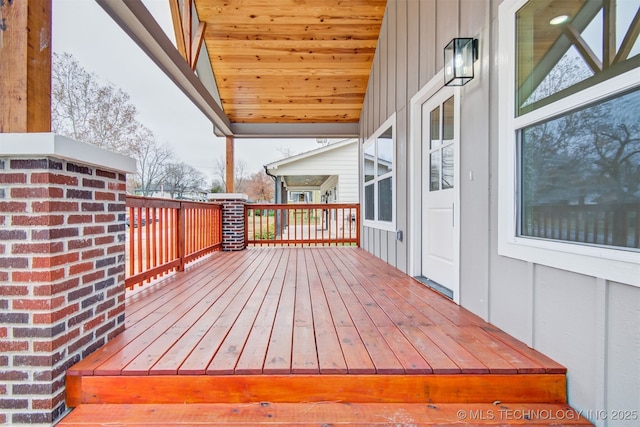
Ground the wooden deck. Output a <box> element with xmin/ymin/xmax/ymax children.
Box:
<box><xmin>62</xmin><ymin>247</ymin><xmax>591</xmax><ymax>426</ymax></box>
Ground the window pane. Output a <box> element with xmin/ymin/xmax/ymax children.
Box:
<box><xmin>520</xmin><ymin>88</ymin><xmax>640</xmax><ymax>250</ymax></box>
<box><xmin>378</xmin><ymin>177</ymin><xmax>393</xmax><ymax>222</ymax></box>
<box><xmin>443</xmin><ymin>96</ymin><xmax>454</xmax><ymax>140</ymax></box>
<box><xmin>430</xmin><ymin>106</ymin><xmax>440</xmax><ymax>148</ymax></box>
<box><xmin>364</xmin><ymin>143</ymin><xmax>375</xmax><ymax>182</ymax></box>
<box><xmin>516</xmin><ymin>0</ymin><xmax>640</xmax><ymax>115</ymax></box>
<box><xmin>377</xmin><ymin>127</ymin><xmax>393</xmax><ymax>176</ymax></box>
<box><xmin>364</xmin><ymin>184</ymin><xmax>375</xmax><ymax>220</ymax></box>
<box><xmin>442</xmin><ymin>144</ymin><xmax>454</xmax><ymax>190</ymax></box>
<box><xmin>430</xmin><ymin>151</ymin><xmax>440</xmax><ymax>192</ymax></box>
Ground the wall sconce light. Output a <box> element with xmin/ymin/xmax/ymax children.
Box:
<box><xmin>444</xmin><ymin>38</ymin><xmax>479</xmax><ymax>86</ymax></box>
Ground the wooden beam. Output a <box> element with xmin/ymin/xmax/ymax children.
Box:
<box><xmin>614</xmin><ymin>8</ymin><xmax>640</xmax><ymax>65</ymax></box>
<box><xmin>191</xmin><ymin>21</ymin><xmax>206</xmax><ymax>70</ymax></box>
<box><xmin>182</xmin><ymin>0</ymin><xmax>192</xmax><ymax>65</ymax></box>
<box><xmin>563</xmin><ymin>25</ymin><xmax>602</xmax><ymax>73</ymax></box>
<box><xmin>603</xmin><ymin>0</ymin><xmax>616</xmax><ymax>69</ymax></box>
<box><xmin>0</xmin><ymin>0</ymin><xmax>52</xmax><ymax>133</ymax></box>
<box><xmin>168</xmin><ymin>0</ymin><xmax>187</xmax><ymax>62</ymax></box>
<box><xmin>226</xmin><ymin>136</ymin><xmax>234</xmax><ymax>193</ymax></box>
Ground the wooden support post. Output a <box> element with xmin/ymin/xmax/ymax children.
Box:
<box><xmin>226</xmin><ymin>135</ymin><xmax>235</xmax><ymax>193</ymax></box>
<box><xmin>0</xmin><ymin>0</ymin><xmax>52</xmax><ymax>132</ymax></box>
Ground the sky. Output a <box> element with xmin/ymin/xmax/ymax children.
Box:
<box><xmin>52</xmin><ymin>0</ymin><xmax>321</xmax><ymax>183</ymax></box>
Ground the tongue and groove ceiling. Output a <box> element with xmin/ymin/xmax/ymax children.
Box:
<box><xmin>195</xmin><ymin>0</ymin><xmax>386</xmax><ymax>125</ymax></box>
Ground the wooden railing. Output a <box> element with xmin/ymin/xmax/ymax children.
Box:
<box><xmin>126</xmin><ymin>196</ymin><xmax>222</xmax><ymax>289</ymax></box>
<box><xmin>524</xmin><ymin>202</ymin><xmax>640</xmax><ymax>249</ymax></box>
<box><xmin>245</xmin><ymin>203</ymin><xmax>360</xmax><ymax>247</ymax></box>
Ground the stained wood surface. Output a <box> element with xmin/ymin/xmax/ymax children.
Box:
<box><xmin>191</xmin><ymin>0</ymin><xmax>386</xmax><ymax>123</ymax></box>
<box><xmin>66</xmin><ymin>247</ymin><xmax>570</xmax><ymax>410</ymax></box>
<box><xmin>59</xmin><ymin>402</ymin><xmax>593</xmax><ymax>426</ymax></box>
<box><xmin>66</xmin><ymin>373</ymin><xmax>567</xmax><ymax>407</ymax></box>
<box><xmin>0</xmin><ymin>0</ymin><xmax>52</xmax><ymax>132</ymax></box>
<box><xmin>68</xmin><ymin>248</ymin><xmax>565</xmax><ymax>379</ymax></box>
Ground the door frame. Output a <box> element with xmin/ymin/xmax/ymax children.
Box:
<box><xmin>408</xmin><ymin>70</ymin><xmax>461</xmax><ymax>303</ymax></box>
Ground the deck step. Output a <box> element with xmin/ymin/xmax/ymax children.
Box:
<box><xmin>58</xmin><ymin>402</ymin><xmax>593</xmax><ymax>426</ymax></box>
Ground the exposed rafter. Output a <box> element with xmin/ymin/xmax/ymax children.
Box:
<box><xmin>614</xmin><ymin>8</ymin><xmax>640</xmax><ymax>65</ymax></box>
<box><xmin>169</xmin><ymin>0</ymin><xmax>206</xmax><ymax>71</ymax></box>
<box><xmin>96</xmin><ymin>0</ymin><xmax>232</xmax><ymax>135</ymax></box>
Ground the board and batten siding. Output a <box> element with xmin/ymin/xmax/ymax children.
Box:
<box><xmin>359</xmin><ymin>1</ymin><xmax>640</xmax><ymax>425</ymax></box>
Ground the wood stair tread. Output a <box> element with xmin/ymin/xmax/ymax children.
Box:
<box><xmin>58</xmin><ymin>402</ymin><xmax>593</xmax><ymax>426</ymax></box>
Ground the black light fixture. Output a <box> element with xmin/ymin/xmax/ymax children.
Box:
<box><xmin>444</xmin><ymin>38</ymin><xmax>479</xmax><ymax>86</ymax></box>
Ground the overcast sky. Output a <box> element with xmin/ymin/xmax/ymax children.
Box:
<box><xmin>52</xmin><ymin>0</ymin><xmax>321</xmax><ymax>182</ymax></box>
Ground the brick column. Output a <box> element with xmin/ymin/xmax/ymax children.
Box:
<box><xmin>0</xmin><ymin>134</ymin><xmax>135</xmax><ymax>425</ymax></box>
<box><xmin>208</xmin><ymin>194</ymin><xmax>247</xmax><ymax>251</ymax></box>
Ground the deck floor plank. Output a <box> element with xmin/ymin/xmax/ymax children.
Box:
<box><xmin>323</xmin><ymin>250</ymin><xmax>405</xmax><ymax>373</ymax></box>
<box><xmin>59</xmin><ymin>402</ymin><xmax>593</xmax><ymax>426</ymax></box>
<box><xmin>207</xmin><ymin>249</ymin><xmax>286</xmax><ymax>374</ymax></box>
<box><xmin>292</xmin><ymin>249</ymin><xmax>319</xmax><ymax>373</ymax></box>
<box><xmin>121</xmin><ymin>254</ymin><xmax>266</xmax><ymax>376</ymax></box>
<box><xmin>263</xmin><ymin>250</ymin><xmax>297</xmax><ymax>374</ymax></box>
<box><xmin>305</xmin><ymin>249</ymin><xmax>348</xmax><ymax>374</ymax></box>
<box><xmin>235</xmin><ymin>250</ymin><xmax>291</xmax><ymax>374</ymax></box>
<box><xmin>177</xmin><ymin>249</ymin><xmax>274</xmax><ymax>375</ymax></box>
<box><xmin>68</xmin><ymin>247</ymin><xmax>568</xmax><ymax>388</ymax></box>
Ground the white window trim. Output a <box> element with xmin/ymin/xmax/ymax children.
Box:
<box><xmin>363</xmin><ymin>114</ymin><xmax>396</xmax><ymax>232</ymax></box>
<box><xmin>498</xmin><ymin>0</ymin><xmax>640</xmax><ymax>287</ymax></box>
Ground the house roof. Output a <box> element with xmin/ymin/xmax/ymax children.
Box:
<box><xmin>97</xmin><ymin>0</ymin><xmax>385</xmax><ymax>138</ymax></box>
<box><xmin>265</xmin><ymin>138</ymin><xmax>357</xmax><ymax>170</ymax></box>
<box><xmin>266</xmin><ymin>138</ymin><xmax>357</xmax><ymax>189</ymax></box>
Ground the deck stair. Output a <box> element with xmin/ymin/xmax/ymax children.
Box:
<box><xmin>58</xmin><ymin>248</ymin><xmax>592</xmax><ymax>426</ymax></box>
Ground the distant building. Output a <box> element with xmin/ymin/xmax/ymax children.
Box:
<box><xmin>265</xmin><ymin>138</ymin><xmax>358</xmax><ymax>204</ymax></box>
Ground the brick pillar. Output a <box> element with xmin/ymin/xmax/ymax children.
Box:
<box><xmin>0</xmin><ymin>134</ymin><xmax>135</xmax><ymax>426</ymax></box>
<box><xmin>209</xmin><ymin>194</ymin><xmax>247</xmax><ymax>251</ymax></box>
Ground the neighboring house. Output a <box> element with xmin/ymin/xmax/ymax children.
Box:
<box><xmin>133</xmin><ymin>185</ymin><xmax>208</xmax><ymax>201</ymax></box>
<box><xmin>265</xmin><ymin>138</ymin><xmax>358</xmax><ymax>205</ymax></box>
<box><xmin>359</xmin><ymin>0</ymin><xmax>639</xmax><ymax>422</ymax></box>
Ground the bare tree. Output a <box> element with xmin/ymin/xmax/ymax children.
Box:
<box><xmin>130</xmin><ymin>135</ymin><xmax>173</xmax><ymax>196</ymax></box>
<box><xmin>162</xmin><ymin>162</ymin><xmax>206</xmax><ymax>199</ymax></box>
<box><xmin>212</xmin><ymin>156</ymin><xmax>248</xmax><ymax>192</ymax></box>
<box><xmin>52</xmin><ymin>52</ymin><xmax>141</xmax><ymax>154</ymax></box>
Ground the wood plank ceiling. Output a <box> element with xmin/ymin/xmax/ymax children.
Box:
<box><xmin>190</xmin><ymin>0</ymin><xmax>387</xmax><ymax>125</ymax></box>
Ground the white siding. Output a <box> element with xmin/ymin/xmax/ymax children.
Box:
<box><xmin>359</xmin><ymin>1</ymin><xmax>640</xmax><ymax>425</ymax></box>
<box><xmin>271</xmin><ymin>142</ymin><xmax>358</xmax><ymax>203</ymax></box>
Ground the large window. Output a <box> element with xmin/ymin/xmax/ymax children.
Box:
<box><xmin>520</xmin><ymin>88</ymin><xmax>640</xmax><ymax>250</ymax></box>
<box><xmin>499</xmin><ymin>0</ymin><xmax>640</xmax><ymax>285</ymax></box>
<box><xmin>363</xmin><ymin>116</ymin><xmax>395</xmax><ymax>229</ymax></box>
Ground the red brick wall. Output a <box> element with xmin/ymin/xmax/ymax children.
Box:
<box><xmin>0</xmin><ymin>157</ymin><xmax>127</xmax><ymax>425</ymax></box>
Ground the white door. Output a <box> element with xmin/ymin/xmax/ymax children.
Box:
<box><xmin>421</xmin><ymin>90</ymin><xmax>459</xmax><ymax>301</ymax></box>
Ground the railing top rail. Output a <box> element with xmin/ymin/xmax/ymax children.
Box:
<box><xmin>126</xmin><ymin>195</ymin><xmax>221</xmax><ymax>209</ymax></box>
<box><xmin>181</xmin><ymin>200</ymin><xmax>222</xmax><ymax>210</ymax></box>
<box><xmin>247</xmin><ymin>203</ymin><xmax>359</xmax><ymax>209</ymax></box>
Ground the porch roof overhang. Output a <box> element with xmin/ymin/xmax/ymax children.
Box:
<box><xmin>96</xmin><ymin>0</ymin><xmax>386</xmax><ymax>139</ymax></box>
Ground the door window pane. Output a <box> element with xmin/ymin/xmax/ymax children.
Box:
<box><xmin>443</xmin><ymin>96</ymin><xmax>455</xmax><ymax>140</ymax></box>
<box><xmin>430</xmin><ymin>107</ymin><xmax>440</xmax><ymax>148</ymax></box>
<box><xmin>442</xmin><ymin>144</ymin><xmax>454</xmax><ymax>190</ymax></box>
<box><xmin>430</xmin><ymin>151</ymin><xmax>440</xmax><ymax>192</ymax></box>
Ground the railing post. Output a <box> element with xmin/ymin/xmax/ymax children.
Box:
<box><xmin>208</xmin><ymin>194</ymin><xmax>248</xmax><ymax>251</ymax></box>
<box><xmin>178</xmin><ymin>201</ymin><xmax>186</xmax><ymax>271</ymax></box>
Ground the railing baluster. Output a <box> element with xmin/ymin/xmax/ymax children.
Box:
<box><xmin>124</xmin><ymin>196</ymin><xmax>222</xmax><ymax>289</ymax></box>
<box><xmin>244</xmin><ymin>203</ymin><xmax>360</xmax><ymax>247</ymax></box>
